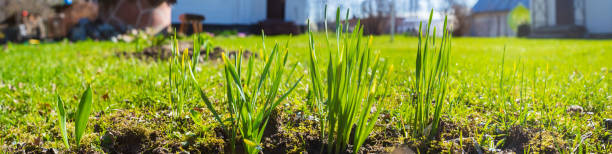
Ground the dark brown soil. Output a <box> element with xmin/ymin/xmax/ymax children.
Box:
<box><xmin>261</xmin><ymin>110</ymin><xmax>323</xmax><ymax>154</ymax></box>
<box><xmin>499</xmin><ymin>125</ymin><xmax>567</xmax><ymax>154</ymax></box>
<box><xmin>503</xmin><ymin>125</ymin><xmax>532</xmax><ymax>153</ymax></box>
<box><xmin>357</xmin><ymin>125</ymin><xmax>402</xmax><ymax>153</ymax></box>
<box><xmin>101</xmin><ymin>126</ymin><xmax>157</xmax><ymax>154</ymax></box>
<box><xmin>259</xmin><ymin>110</ymin><xmax>401</xmax><ymax>154</ymax></box>
<box><xmin>14</xmin><ymin>110</ymin><xmax>571</xmax><ymax>154</ymax></box>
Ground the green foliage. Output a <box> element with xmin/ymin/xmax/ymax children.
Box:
<box><xmin>168</xmin><ymin>33</ymin><xmax>210</xmax><ymax>117</ymax></box>
<box><xmin>56</xmin><ymin>95</ymin><xmax>69</xmax><ymax>148</ymax></box>
<box><xmin>1</xmin><ymin>21</ymin><xmax>611</xmax><ymax>153</ymax></box>
<box><xmin>74</xmin><ymin>86</ymin><xmax>93</xmax><ymax>146</ymax></box>
<box><xmin>508</xmin><ymin>4</ymin><xmax>530</xmax><ymax>31</ymax></box>
<box><xmin>193</xmin><ymin>33</ymin><xmax>302</xmax><ymax>154</ymax></box>
<box><xmin>307</xmin><ymin>6</ymin><xmax>390</xmax><ymax>153</ymax></box>
<box><xmin>55</xmin><ymin>86</ymin><xmax>94</xmax><ymax>148</ymax></box>
<box><xmin>210</xmin><ymin>30</ymin><xmax>239</xmax><ymax>36</ymax></box>
<box><xmin>404</xmin><ymin>10</ymin><xmax>452</xmax><ymax>142</ymax></box>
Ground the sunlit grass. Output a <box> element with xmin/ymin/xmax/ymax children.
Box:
<box><xmin>0</xmin><ymin>29</ymin><xmax>610</xmax><ymax>153</ymax></box>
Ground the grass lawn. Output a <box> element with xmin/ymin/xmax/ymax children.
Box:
<box><xmin>1</xmin><ymin>34</ymin><xmax>611</xmax><ymax>153</ymax></box>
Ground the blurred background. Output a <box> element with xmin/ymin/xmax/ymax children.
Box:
<box><xmin>1</xmin><ymin>0</ymin><xmax>611</xmax><ymax>44</ymax></box>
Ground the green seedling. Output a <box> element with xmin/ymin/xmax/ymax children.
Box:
<box><xmin>192</xmin><ymin>33</ymin><xmax>301</xmax><ymax>154</ymax></box>
<box><xmin>56</xmin><ymin>86</ymin><xmax>93</xmax><ymax>148</ymax></box>
<box><xmin>307</xmin><ymin>6</ymin><xmax>391</xmax><ymax>153</ymax></box>
<box><xmin>404</xmin><ymin>9</ymin><xmax>452</xmax><ymax>142</ymax></box>
<box><xmin>168</xmin><ymin>33</ymin><xmax>209</xmax><ymax>117</ymax></box>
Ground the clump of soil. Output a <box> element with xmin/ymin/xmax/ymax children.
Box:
<box><xmin>502</xmin><ymin>125</ymin><xmax>567</xmax><ymax>153</ymax></box>
<box><xmin>262</xmin><ymin>110</ymin><xmax>323</xmax><ymax>153</ymax></box>
<box><xmin>95</xmin><ymin>110</ymin><xmax>228</xmax><ymax>154</ymax></box>
<box><xmin>405</xmin><ymin>118</ymin><xmax>481</xmax><ymax>153</ymax></box>
<box><xmin>503</xmin><ymin>125</ymin><xmax>532</xmax><ymax>153</ymax></box>
<box><xmin>9</xmin><ymin>143</ymin><xmax>61</xmax><ymax>154</ymax></box>
<box><xmin>527</xmin><ymin>130</ymin><xmax>567</xmax><ymax>153</ymax></box>
<box><xmin>391</xmin><ymin>145</ymin><xmax>417</xmax><ymax>154</ymax></box>
<box><xmin>116</xmin><ymin>41</ymin><xmax>257</xmax><ymax>62</ymax></box>
<box><xmin>101</xmin><ymin>126</ymin><xmax>157</xmax><ymax>153</ymax></box>
<box><xmin>260</xmin><ymin>110</ymin><xmax>401</xmax><ymax>154</ymax></box>
<box><xmin>355</xmin><ymin>125</ymin><xmax>403</xmax><ymax>153</ymax></box>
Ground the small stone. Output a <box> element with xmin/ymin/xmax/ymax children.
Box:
<box><xmin>307</xmin><ymin>115</ymin><xmax>315</xmax><ymax>121</ymax></box>
<box><xmin>391</xmin><ymin>145</ymin><xmax>416</xmax><ymax>154</ymax></box>
<box><xmin>566</xmin><ymin>105</ymin><xmax>584</xmax><ymax>114</ymax></box>
<box><xmin>604</xmin><ymin>119</ymin><xmax>612</xmax><ymax>130</ymax></box>
<box><xmin>152</xmin><ymin>147</ymin><xmax>169</xmax><ymax>154</ymax></box>
<box><xmin>42</xmin><ymin>148</ymin><xmax>58</xmax><ymax>154</ymax></box>
<box><xmin>178</xmin><ymin>151</ymin><xmax>190</xmax><ymax>154</ymax></box>
<box><xmin>119</xmin><ymin>35</ymin><xmax>134</xmax><ymax>42</ymax></box>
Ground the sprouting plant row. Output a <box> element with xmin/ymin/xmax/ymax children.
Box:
<box><xmin>50</xmin><ymin>7</ymin><xmax>454</xmax><ymax>154</ymax></box>
<box><xmin>306</xmin><ymin>6</ymin><xmax>391</xmax><ymax>153</ymax></box>
<box><xmin>404</xmin><ymin>9</ymin><xmax>452</xmax><ymax>143</ymax></box>
<box><xmin>188</xmin><ymin>7</ymin><xmax>453</xmax><ymax>154</ymax></box>
<box><xmin>168</xmin><ymin>33</ymin><xmax>210</xmax><ymax>117</ymax></box>
<box><xmin>190</xmin><ymin>34</ymin><xmax>302</xmax><ymax>153</ymax></box>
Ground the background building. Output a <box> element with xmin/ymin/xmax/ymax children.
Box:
<box><xmin>530</xmin><ymin>0</ymin><xmax>612</xmax><ymax>38</ymax></box>
<box><xmin>470</xmin><ymin>0</ymin><xmax>529</xmax><ymax>37</ymax></box>
<box><xmin>170</xmin><ymin>0</ymin><xmax>464</xmax><ymax>34</ymax></box>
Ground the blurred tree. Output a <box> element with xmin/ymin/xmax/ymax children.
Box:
<box><xmin>443</xmin><ymin>0</ymin><xmax>471</xmax><ymax>36</ymax></box>
<box><xmin>360</xmin><ymin>0</ymin><xmax>392</xmax><ymax>35</ymax></box>
<box><xmin>508</xmin><ymin>4</ymin><xmax>530</xmax><ymax>33</ymax></box>
<box><xmin>450</xmin><ymin>4</ymin><xmax>470</xmax><ymax>36</ymax></box>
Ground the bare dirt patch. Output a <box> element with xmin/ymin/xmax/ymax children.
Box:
<box><xmin>115</xmin><ymin>41</ymin><xmax>257</xmax><ymax>62</ymax></box>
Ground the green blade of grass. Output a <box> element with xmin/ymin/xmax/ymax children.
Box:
<box><xmin>56</xmin><ymin>95</ymin><xmax>69</xmax><ymax>148</ymax></box>
<box><xmin>190</xmin><ymin>109</ymin><xmax>204</xmax><ymax>127</ymax></box>
<box><xmin>406</xmin><ymin>9</ymin><xmax>452</xmax><ymax>143</ymax></box>
<box><xmin>74</xmin><ymin>86</ymin><xmax>93</xmax><ymax>146</ymax></box>
<box><xmin>190</xmin><ymin>69</ymin><xmax>227</xmax><ymax>130</ymax></box>
<box><xmin>222</xmin><ymin>54</ymin><xmax>247</xmax><ymax>102</ymax></box>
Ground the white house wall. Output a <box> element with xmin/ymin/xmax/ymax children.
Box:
<box><xmin>585</xmin><ymin>0</ymin><xmax>612</xmax><ymax>34</ymax></box>
<box><xmin>471</xmin><ymin>12</ymin><xmax>514</xmax><ymax>37</ymax></box>
<box><xmin>530</xmin><ymin>0</ymin><xmax>555</xmax><ymax>28</ymax></box>
<box><xmin>471</xmin><ymin>14</ymin><xmax>494</xmax><ymax>36</ymax></box>
<box><xmin>531</xmin><ymin>0</ymin><xmax>546</xmax><ymax>28</ymax></box>
<box><xmin>171</xmin><ymin>0</ymin><xmax>266</xmax><ymax>25</ymax></box>
<box><xmin>285</xmin><ymin>0</ymin><xmax>310</xmax><ymax>25</ymax></box>
<box><xmin>546</xmin><ymin>0</ymin><xmax>555</xmax><ymax>26</ymax></box>
<box><xmin>574</xmin><ymin>0</ymin><xmax>586</xmax><ymax>26</ymax></box>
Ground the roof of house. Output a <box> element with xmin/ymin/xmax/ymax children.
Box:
<box><xmin>472</xmin><ymin>0</ymin><xmax>529</xmax><ymax>13</ymax></box>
